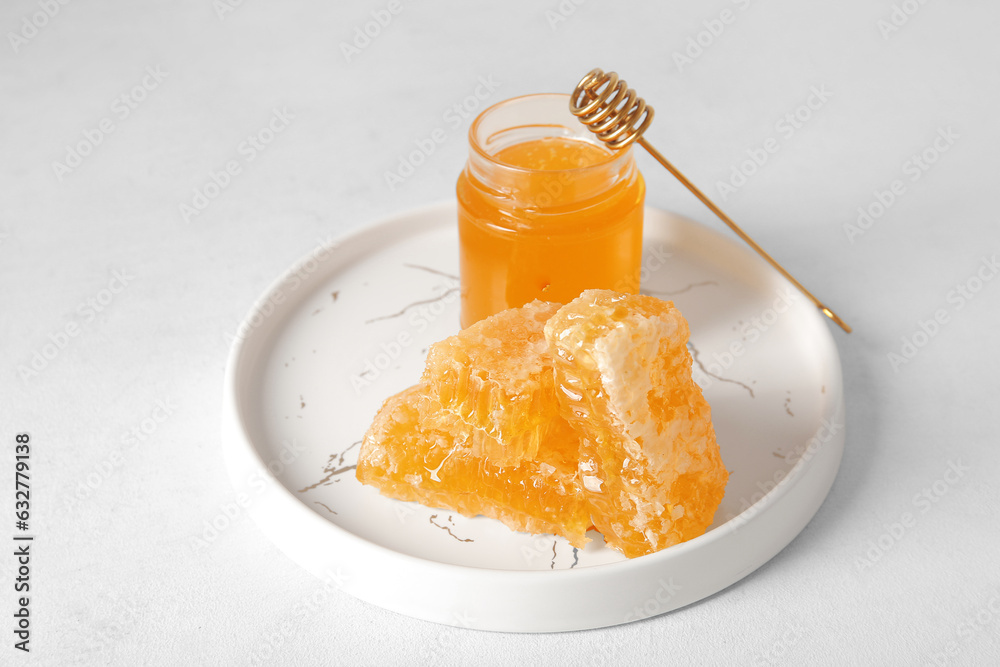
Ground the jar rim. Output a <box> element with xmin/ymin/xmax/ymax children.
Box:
<box><xmin>468</xmin><ymin>93</ymin><xmax>628</xmax><ymax>174</ymax></box>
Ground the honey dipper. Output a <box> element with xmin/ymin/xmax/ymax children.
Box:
<box><xmin>570</xmin><ymin>68</ymin><xmax>851</xmax><ymax>333</ymax></box>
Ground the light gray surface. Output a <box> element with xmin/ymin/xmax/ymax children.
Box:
<box><xmin>2</xmin><ymin>0</ymin><xmax>998</xmax><ymax>665</ymax></box>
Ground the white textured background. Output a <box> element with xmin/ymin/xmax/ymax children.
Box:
<box><xmin>2</xmin><ymin>0</ymin><xmax>998</xmax><ymax>664</ymax></box>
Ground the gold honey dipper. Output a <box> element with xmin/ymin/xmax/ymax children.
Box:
<box><xmin>570</xmin><ymin>68</ymin><xmax>851</xmax><ymax>333</ymax></box>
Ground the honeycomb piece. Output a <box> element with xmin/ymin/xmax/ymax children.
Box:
<box><xmin>544</xmin><ymin>289</ymin><xmax>728</xmax><ymax>558</ymax></box>
<box><xmin>422</xmin><ymin>300</ymin><xmax>562</xmax><ymax>466</ymax></box>
<box><xmin>356</xmin><ymin>384</ymin><xmax>591</xmax><ymax>547</ymax></box>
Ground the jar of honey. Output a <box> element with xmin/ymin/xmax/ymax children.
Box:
<box><xmin>457</xmin><ymin>93</ymin><xmax>645</xmax><ymax>328</ymax></box>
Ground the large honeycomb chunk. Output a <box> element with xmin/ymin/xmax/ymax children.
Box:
<box><xmin>544</xmin><ymin>289</ymin><xmax>728</xmax><ymax>558</ymax></box>
<box><xmin>356</xmin><ymin>384</ymin><xmax>591</xmax><ymax>547</ymax></box>
<box><xmin>422</xmin><ymin>300</ymin><xmax>562</xmax><ymax>466</ymax></box>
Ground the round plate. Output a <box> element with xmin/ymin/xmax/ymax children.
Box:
<box><xmin>221</xmin><ymin>201</ymin><xmax>844</xmax><ymax>632</ymax></box>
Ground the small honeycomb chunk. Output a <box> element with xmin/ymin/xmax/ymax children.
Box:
<box><xmin>544</xmin><ymin>289</ymin><xmax>728</xmax><ymax>558</ymax></box>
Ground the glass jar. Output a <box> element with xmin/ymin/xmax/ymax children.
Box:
<box><xmin>456</xmin><ymin>93</ymin><xmax>646</xmax><ymax>329</ymax></box>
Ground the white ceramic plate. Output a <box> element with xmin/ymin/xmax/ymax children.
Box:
<box><xmin>221</xmin><ymin>201</ymin><xmax>845</xmax><ymax>632</ymax></box>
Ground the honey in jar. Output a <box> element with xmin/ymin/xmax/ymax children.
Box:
<box><xmin>456</xmin><ymin>93</ymin><xmax>645</xmax><ymax>328</ymax></box>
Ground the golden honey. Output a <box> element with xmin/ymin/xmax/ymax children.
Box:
<box><xmin>456</xmin><ymin>94</ymin><xmax>645</xmax><ymax>328</ymax></box>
